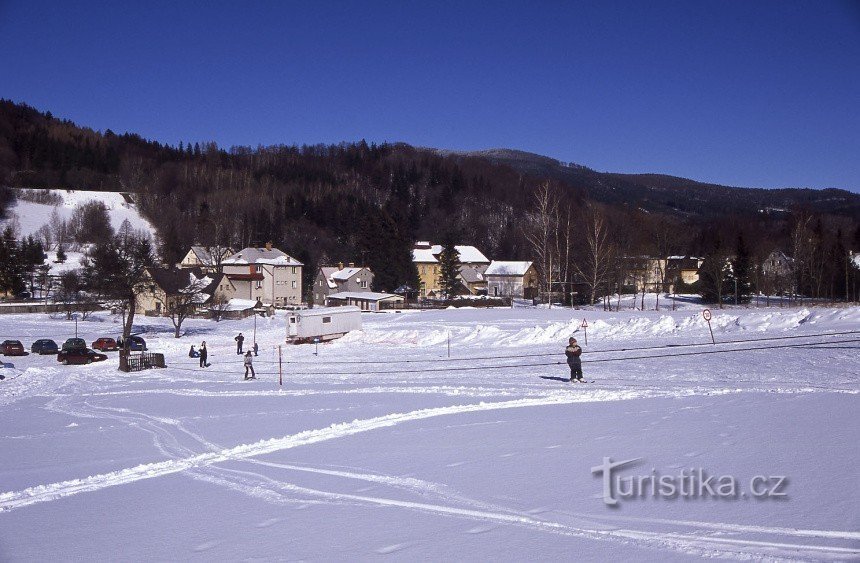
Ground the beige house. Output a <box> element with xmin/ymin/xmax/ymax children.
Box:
<box><xmin>222</xmin><ymin>245</ymin><xmax>303</xmax><ymax>307</ymax></box>
<box><xmin>135</xmin><ymin>267</ymin><xmax>235</xmax><ymax>316</ymax></box>
<box><xmin>485</xmin><ymin>261</ymin><xmax>538</xmax><ymax>298</ymax></box>
<box><xmin>313</xmin><ymin>263</ymin><xmax>374</xmax><ymax>305</ymax></box>
<box><xmin>412</xmin><ymin>241</ymin><xmax>490</xmax><ymax>298</ymax></box>
<box><xmin>458</xmin><ymin>265</ymin><xmax>488</xmax><ymax>295</ymax></box>
<box><xmin>177</xmin><ymin>246</ymin><xmax>234</xmax><ymax>272</ymax></box>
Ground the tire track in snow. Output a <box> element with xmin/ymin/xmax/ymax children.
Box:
<box><xmin>0</xmin><ymin>392</ymin><xmax>637</xmax><ymax>512</ymax></box>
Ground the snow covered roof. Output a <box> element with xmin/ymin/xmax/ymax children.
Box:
<box><xmin>412</xmin><ymin>244</ymin><xmax>489</xmax><ymax>264</ymax></box>
<box><xmin>852</xmin><ymin>252</ymin><xmax>860</xmax><ymax>269</ymax></box>
<box><xmin>319</xmin><ymin>266</ymin><xmax>366</xmax><ymax>289</ymax></box>
<box><xmin>188</xmin><ymin>246</ymin><xmax>233</xmax><ymax>263</ymax></box>
<box><xmin>223</xmin><ymin>247</ymin><xmax>303</xmax><ymax>266</ymax></box>
<box><xmin>485</xmin><ymin>261</ymin><xmax>533</xmax><ymax>276</ymax></box>
<box><xmin>327</xmin><ymin>291</ymin><xmax>403</xmax><ymax>302</ymax></box>
<box><xmin>458</xmin><ymin>265</ymin><xmax>487</xmax><ymax>283</ymax></box>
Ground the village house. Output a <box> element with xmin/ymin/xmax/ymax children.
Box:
<box><xmin>666</xmin><ymin>256</ymin><xmax>704</xmax><ymax>289</ymax></box>
<box><xmin>485</xmin><ymin>261</ymin><xmax>538</xmax><ymax>298</ymax></box>
<box><xmin>412</xmin><ymin>241</ymin><xmax>490</xmax><ymax>298</ymax></box>
<box><xmin>325</xmin><ymin>291</ymin><xmax>404</xmax><ymax>311</ymax></box>
<box><xmin>313</xmin><ymin>263</ymin><xmax>374</xmax><ymax>306</ymax></box>
<box><xmin>457</xmin><ymin>265</ymin><xmax>488</xmax><ymax>295</ymax></box>
<box><xmin>135</xmin><ymin>267</ymin><xmax>235</xmax><ymax>316</ymax></box>
<box><xmin>221</xmin><ymin>244</ymin><xmax>303</xmax><ymax>307</ymax></box>
<box><xmin>177</xmin><ymin>246</ymin><xmax>234</xmax><ymax>272</ymax></box>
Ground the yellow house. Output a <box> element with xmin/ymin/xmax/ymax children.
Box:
<box><xmin>412</xmin><ymin>241</ymin><xmax>489</xmax><ymax>297</ymax></box>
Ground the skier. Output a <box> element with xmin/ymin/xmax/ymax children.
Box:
<box><xmin>243</xmin><ymin>350</ymin><xmax>256</xmax><ymax>380</ymax></box>
<box><xmin>188</xmin><ymin>345</ymin><xmax>199</xmax><ymax>358</ymax></box>
<box><xmin>199</xmin><ymin>341</ymin><xmax>208</xmax><ymax>368</ymax></box>
<box><xmin>565</xmin><ymin>337</ymin><xmax>583</xmax><ymax>382</ymax></box>
<box><xmin>253</xmin><ymin>341</ymin><xmax>258</xmax><ymax>356</ymax></box>
<box><xmin>235</xmin><ymin>332</ymin><xmax>244</xmax><ymax>355</ymax></box>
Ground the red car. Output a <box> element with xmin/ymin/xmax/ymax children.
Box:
<box><xmin>57</xmin><ymin>348</ymin><xmax>108</xmax><ymax>365</ymax></box>
<box><xmin>92</xmin><ymin>337</ymin><xmax>119</xmax><ymax>352</ymax></box>
<box><xmin>1</xmin><ymin>340</ymin><xmax>28</xmax><ymax>356</ymax></box>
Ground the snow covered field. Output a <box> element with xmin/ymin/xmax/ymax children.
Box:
<box><xmin>0</xmin><ymin>305</ymin><xmax>858</xmax><ymax>560</ymax></box>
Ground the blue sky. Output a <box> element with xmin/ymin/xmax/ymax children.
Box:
<box><xmin>1</xmin><ymin>1</ymin><xmax>858</xmax><ymax>190</ymax></box>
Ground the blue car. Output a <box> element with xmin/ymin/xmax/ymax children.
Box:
<box><xmin>119</xmin><ymin>336</ymin><xmax>147</xmax><ymax>351</ymax></box>
<box><xmin>31</xmin><ymin>339</ymin><xmax>59</xmax><ymax>355</ymax></box>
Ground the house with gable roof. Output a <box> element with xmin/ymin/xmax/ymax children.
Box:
<box><xmin>412</xmin><ymin>241</ymin><xmax>490</xmax><ymax>297</ymax></box>
<box><xmin>312</xmin><ymin>263</ymin><xmax>375</xmax><ymax>306</ymax></box>
<box><xmin>222</xmin><ymin>243</ymin><xmax>304</xmax><ymax>307</ymax></box>
<box><xmin>485</xmin><ymin>261</ymin><xmax>538</xmax><ymax>298</ymax></box>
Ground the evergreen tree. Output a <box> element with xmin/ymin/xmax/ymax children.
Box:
<box><xmin>437</xmin><ymin>235</ymin><xmax>462</xmax><ymax>299</ymax></box>
<box><xmin>56</xmin><ymin>245</ymin><xmax>67</xmax><ymax>263</ymax></box>
<box><xmin>0</xmin><ymin>227</ymin><xmax>24</xmax><ymax>295</ymax></box>
<box><xmin>698</xmin><ymin>248</ymin><xmax>731</xmax><ymax>307</ymax></box>
<box><xmin>732</xmin><ymin>235</ymin><xmax>752</xmax><ymax>304</ymax></box>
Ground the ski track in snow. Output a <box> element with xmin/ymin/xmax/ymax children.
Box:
<box><xmin>4</xmin><ymin>390</ymin><xmax>859</xmax><ymax>560</ymax></box>
<box><xmin>2</xmin><ymin>307</ymin><xmax>859</xmax><ymax>559</ymax></box>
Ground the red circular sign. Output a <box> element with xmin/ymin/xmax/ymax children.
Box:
<box><xmin>581</xmin><ymin>318</ymin><xmax>588</xmax><ymax>328</ymax></box>
<box><xmin>702</xmin><ymin>309</ymin><xmax>712</xmax><ymax>321</ymax></box>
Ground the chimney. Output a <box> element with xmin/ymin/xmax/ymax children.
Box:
<box><xmin>338</xmin><ymin>262</ymin><xmax>344</xmax><ymax>270</ymax></box>
<box><xmin>265</xmin><ymin>241</ymin><xmax>272</xmax><ymax>251</ymax></box>
<box><xmin>348</xmin><ymin>262</ymin><xmax>355</xmax><ymax>268</ymax></box>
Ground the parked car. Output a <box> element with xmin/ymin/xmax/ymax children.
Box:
<box><xmin>31</xmin><ymin>339</ymin><xmax>59</xmax><ymax>355</ymax></box>
<box><xmin>57</xmin><ymin>348</ymin><xmax>108</xmax><ymax>365</ymax></box>
<box><xmin>1</xmin><ymin>340</ymin><xmax>28</xmax><ymax>356</ymax></box>
<box><xmin>124</xmin><ymin>336</ymin><xmax>147</xmax><ymax>351</ymax></box>
<box><xmin>92</xmin><ymin>337</ymin><xmax>118</xmax><ymax>352</ymax></box>
<box><xmin>62</xmin><ymin>338</ymin><xmax>88</xmax><ymax>351</ymax></box>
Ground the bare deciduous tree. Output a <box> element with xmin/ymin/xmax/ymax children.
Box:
<box><xmin>570</xmin><ymin>205</ymin><xmax>615</xmax><ymax>305</ymax></box>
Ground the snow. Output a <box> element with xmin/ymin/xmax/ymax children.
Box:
<box><xmin>413</xmin><ymin>245</ymin><xmax>490</xmax><ymax>264</ymax></box>
<box><xmin>223</xmin><ymin>247</ymin><xmax>303</xmax><ymax>266</ymax></box>
<box><xmin>486</xmin><ymin>260</ymin><xmax>533</xmax><ymax>276</ymax></box>
<box><xmin>0</xmin><ymin>304</ymin><xmax>857</xmax><ymax>559</ymax></box>
<box><xmin>2</xmin><ymin>189</ymin><xmax>157</xmax><ymax>241</ymax></box>
<box><xmin>326</xmin><ymin>291</ymin><xmax>400</xmax><ymax>301</ymax></box>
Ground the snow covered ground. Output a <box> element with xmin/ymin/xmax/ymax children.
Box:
<box><xmin>3</xmin><ymin>189</ymin><xmax>156</xmax><ymax>241</ymax></box>
<box><xmin>0</xmin><ymin>305</ymin><xmax>858</xmax><ymax>560</ymax></box>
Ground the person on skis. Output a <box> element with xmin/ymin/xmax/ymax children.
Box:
<box><xmin>243</xmin><ymin>350</ymin><xmax>256</xmax><ymax>380</ymax></box>
<box><xmin>565</xmin><ymin>337</ymin><xmax>583</xmax><ymax>382</ymax></box>
<box><xmin>199</xmin><ymin>341</ymin><xmax>208</xmax><ymax>368</ymax></box>
<box><xmin>235</xmin><ymin>332</ymin><xmax>244</xmax><ymax>355</ymax></box>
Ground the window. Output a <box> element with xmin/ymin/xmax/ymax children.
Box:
<box><xmin>292</xmin><ymin>267</ymin><xmax>297</xmax><ymax>274</ymax></box>
<box><xmin>291</xmin><ymin>281</ymin><xmax>297</xmax><ymax>288</ymax></box>
<box><xmin>322</xmin><ymin>316</ymin><xmax>331</xmax><ymax>323</ymax></box>
<box><xmin>360</xmin><ymin>280</ymin><xmax>367</xmax><ymax>288</ymax></box>
<box><xmin>255</xmin><ymin>265</ymin><xmax>262</xmax><ymax>273</ymax></box>
<box><xmin>255</xmin><ymin>281</ymin><xmax>262</xmax><ymax>289</ymax></box>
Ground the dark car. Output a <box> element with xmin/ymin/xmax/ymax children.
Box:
<box><xmin>57</xmin><ymin>348</ymin><xmax>108</xmax><ymax>365</ymax></box>
<box><xmin>92</xmin><ymin>337</ymin><xmax>118</xmax><ymax>352</ymax></box>
<box><xmin>31</xmin><ymin>339</ymin><xmax>59</xmax><ymax>355</ymax></box>
<box><xmin>62</xmin><ymin>338</ymin><xmax>88</xmax><ymax>352</ymax></box>
<box><xmin>1</xmin><ymin>340</ymin><xmax>28</xmax><ymax>356</ymax></box>
<box><xmin>124</xmin><ymin>336</ymin><xmax>147</xmax><ymax>351</ymax></box>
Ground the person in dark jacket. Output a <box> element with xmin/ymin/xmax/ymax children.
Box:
<box><xmin>235</xmin><ymin>333</ymin><xmax>244</xmax><ymax>355</ymax></box>
<box><xmin>199</xmin><ymin>341</ymin><xmax>208</xmax><ymax>368</ymax></box>
<box><xmin>188</xmin><ymin>345</ymin><xmax>199</xmax><ymax>358</ymax></box>
<box><xmin>565</xmin><ymin>337</ymin><xmax>583</xmax><ymax>382</ymax></box>
<box><xmin>243</xmin><ymin>350</ymin><xmax>256</xmax><ymax>380</ymax></box>
<box><xmin>253</xmin><ymin>341</ymin><xmax>258</xmax><ymax>356</ymax></box>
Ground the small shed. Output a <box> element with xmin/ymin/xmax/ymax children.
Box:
<box><xmin>325</xmin><ymin>291</ymin><xmax>404</xmax><ymax>312</ymax></box>
<box><xmin>286</xmin><ymin>306</ymin><xmax>362</xmax><ymax>343</ymax></box>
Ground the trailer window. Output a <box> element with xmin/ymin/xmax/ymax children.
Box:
<box><xmin>322</xmin><ymin>316</ymin><xmax>332</xmax><ymax>323</ymax></box>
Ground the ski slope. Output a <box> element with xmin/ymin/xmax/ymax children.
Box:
<box><xmin>0</xmin><ymin>306</ymin><xmax>857</xmax><ymax>560</ymax></box>
<box><xmin>2</xmin><ymin>188</ymin><xmax>157</xmax><ymax>241</ymax></box>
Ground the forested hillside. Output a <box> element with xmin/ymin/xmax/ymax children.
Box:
<box><xmin>1</xmin><ymin>99</ymin><xmax>858</xmax><ymax>297</ymax></box>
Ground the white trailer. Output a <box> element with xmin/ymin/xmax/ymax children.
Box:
<box><xmin>286</xmin><ymin>306</ymin><xmax>362</xmax><ymax>343</ymax></box>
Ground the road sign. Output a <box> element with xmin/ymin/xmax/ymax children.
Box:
<box><xmin>581</xmin><ymin>318</ymin><xmax>588</xmax><ymax>328</ymax></box>
<box><xmin>702</xmin><ymin>309</ymin><xmax>715</xmax><ymax>344</ymax></box>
